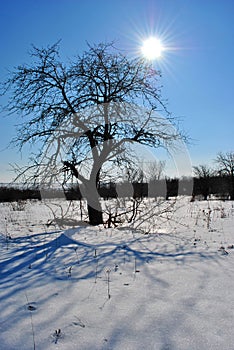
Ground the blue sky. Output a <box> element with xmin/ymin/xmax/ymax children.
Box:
<box><xmin>0</xmin><ymin>0</ymin><xmax>234</xmax><ymax>182</ymax></box>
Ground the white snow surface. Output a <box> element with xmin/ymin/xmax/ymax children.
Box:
<box><xmin>0</xmin><ymin>197</ymin><xmax>234</xmax><ymax>350</ymax></box>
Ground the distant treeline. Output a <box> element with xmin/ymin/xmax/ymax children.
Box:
<box><xmin>0</xmin><ymin>175</ymin><xmax>233</xmax><ymax>202</ymax></box>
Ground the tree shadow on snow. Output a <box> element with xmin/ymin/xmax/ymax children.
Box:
<box><xmin>0</xmin><ymin>226</ymin><xmax>219</xmax><ymax>298</ymax></box>
<box><xmin>0</xmin><ymin>227</ymin><xmax>224</xmax><ymax>349</ymax></box>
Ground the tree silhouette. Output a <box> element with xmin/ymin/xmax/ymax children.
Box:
<box><xmin>215</xmin><ymin>152</ymin><xmax>234</xmax><ymax>200</ymax></box>
<box><xmin>2</xmin><ymin>42</ymin><xmax>184</xmax><ymax>225</ymax></box>
<box><xmin>193</xmin><ymin>164</ymin><xmax>214</xmax><ymax>200</ymax></box>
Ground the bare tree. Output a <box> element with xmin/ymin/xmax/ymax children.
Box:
<box><xmin>145</xmin><ymin>160</ymin><xmax>166</xmax><ymax>182</ymax></box>
<box><xmin>193</xmin><ymin>164</ymin><xmax>214</xmax><ymax>200</ymax></box>
<box><xmin>215</xmin><ymin>152</ymin><xmax>234</xmax><ymax>200</ymax></box>
<box><xmin>2</xmin><ymin>42</ymin><xmax>184</xmax><ymax>225</ymax></box>
<box><xmin>143</xmin><ymin>160</ymin><xmax>166</xmax><ymax>199</ymax></box>
<box><xmin>193</xmin><ymin>164</ymin><xmax>214</xmax><ymax>178</ymax></box>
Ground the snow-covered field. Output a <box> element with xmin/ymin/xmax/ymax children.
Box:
<box><xmin>0</xmin><ymin>197</ymin><xmax>234</xmax><ymax>350</ymax></box>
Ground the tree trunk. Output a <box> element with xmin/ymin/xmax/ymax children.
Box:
<box><xmin>87</xmin><ymin>204</ymin><xmax>103</xmax><ymax>225</ymax></box>
<box><xmin>84</xmin><ymin>180</ymin><xmax>103</xmax><ymax>225</ymax></box>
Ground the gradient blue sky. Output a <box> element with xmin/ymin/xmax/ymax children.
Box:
<box><xmin>0</xmin><ymin>0</ymin><xmax>234</xmax><ymax>181</ymax></box>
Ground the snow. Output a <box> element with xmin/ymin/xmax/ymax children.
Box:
<box><xmin>0</xmin><ymin>198</ymin><xmax>234</xmax><ymax>349</ymax></box>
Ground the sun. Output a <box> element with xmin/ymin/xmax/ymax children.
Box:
<box><xmin>141</xmin><ymin>37</ymin><xmax>164</xmax><ymax>60</ymax></box>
